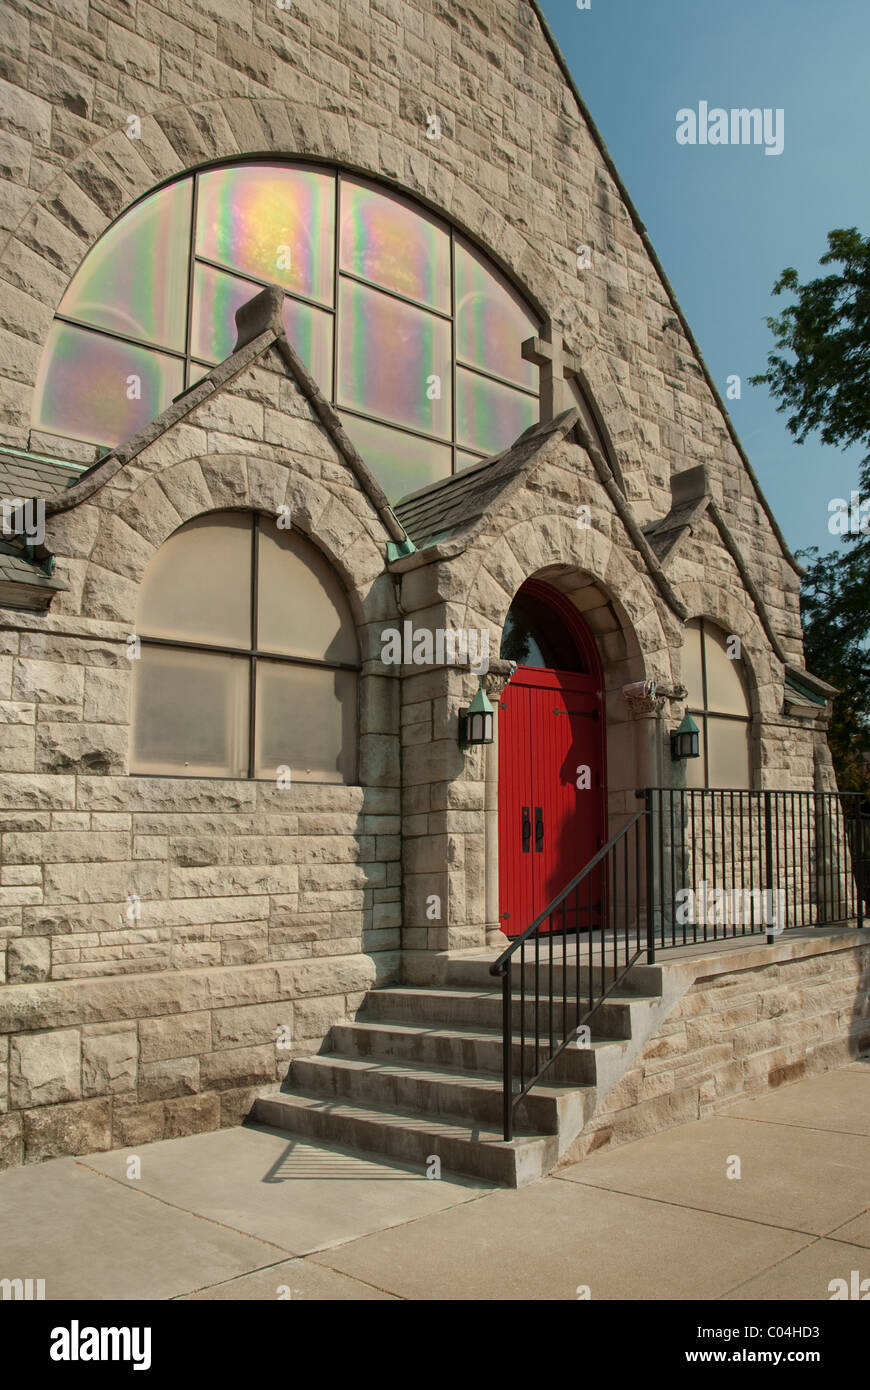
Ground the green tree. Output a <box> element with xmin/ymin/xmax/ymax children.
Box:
<box><xmin>796</xmin><ymin>546</ymin><xmax>870</xmax><ymax>791</ymax></box>
<box><xmin>750</xmin><ymin>227</ymin><xmax>870</xmax><ymax>793</ymax></box>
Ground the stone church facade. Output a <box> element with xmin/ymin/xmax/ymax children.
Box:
<box><xmin>0</xmin><ymin>0</ymin><xmax>864</xmax><ymax>1175</ymax></box>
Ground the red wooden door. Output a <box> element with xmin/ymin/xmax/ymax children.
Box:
<box><xmin>498</xmin><ymin>666</ymin><xmax>605</xmax><ymax>937</ymax></box>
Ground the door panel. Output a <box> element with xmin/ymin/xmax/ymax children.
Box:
<box><xmin>497</xmin><ymin>681</ymin><xmax>535</xmax><ymax>935</ymax></box>
<box><xmin>498</xmin><ymin>666</ymin><xmax>605</xmax><ymax>937</ymax></box>
<box><xmin>530</xmin><ymin>681</ymin><xmax>601</xmax><ymax>918</ymax></box>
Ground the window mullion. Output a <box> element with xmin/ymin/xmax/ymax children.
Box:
<box><xmin>249</xmin><ymin>515</ymin><xmax>259</xmax><ymax>780</ymax></box>
<box><xmin>184</xmin><ymin>173</ymin><xmax>199</xmax><ymax>390</ymax></box>
<box><xmin>332</xmin><ymin>170</ymin><xmax>341</xmax><ymax>409</ymax></box>
<box><xmin>450</xmin><ymin>225</ymin><xmax>457</xmax><ymax>475</ymax></box>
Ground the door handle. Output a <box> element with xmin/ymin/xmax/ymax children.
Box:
<box><xmin>521</xmin><ymin>806</ymin><xmax>531</xmax><ymax>853</ymax></box>
<box><xmin>534</xmin><ymin>806</ymin><xmax>544</xmax><ymax>852</ymax></box>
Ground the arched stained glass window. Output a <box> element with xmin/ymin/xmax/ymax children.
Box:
<box><xmin>130</xmin><ymin>511</ymin><xmax>360</xmax><ymax>782</ymax></box>
<box><xmin>683</xmin><ymin>618</ymin><xmax>752</xmax><ymax>789</ymax></box>
<box><xmin>33</xmin><ymin>163</ymin><xmax>542</xmax><ymax>501</ymax></box>
<box><xmin>500</xmin><ymin>589</ymin><xmax>589</xmax><ymax>673</ymax></box>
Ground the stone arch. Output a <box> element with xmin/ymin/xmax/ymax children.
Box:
<box><xmin>71</xmin><ymin>452</ymin><xmax>388</xmax><ymax>633</ymax></box>
<box><xmin>59</xmin><ymin>450</ymin><xmax>394</xmax><ymax>785</ymax></box>
<box><xmin>460</xmin><ymin>511</ymin><xmax>673</xmax><ymax>690</ymax></box>
<box><xmin>676</xmin><ymin>578</ymin><xmax>780</xmax><ymax>720</ymax></box>
<box><xmin>677</xmin><ymin>580</ymin><xmax>781</xmax><ymax>792</ymax></box>
<box><xmin>459</xmin><ymin>511</ymin><xmax>677</xmax><ymax>857</ymax></box>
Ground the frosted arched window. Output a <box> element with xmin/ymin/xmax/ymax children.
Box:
<box><xmin>683</xmin><ymin>619</ymin><xmax>752</xmax><ymax>789</ymax></box>
<box><xmin>34</xmin><ymin>163</ymin><xmax>541</xmax><ymax>501</ymax></box>
<box><xmin>130</xmin><ymin>512</ymin><xmax>359</xmax><ymax>782</ymax></box>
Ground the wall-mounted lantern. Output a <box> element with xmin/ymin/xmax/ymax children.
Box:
<box><xmin>671</xmin><ymin>711</ymin><xmax>700</xmax><ymax>762</ymax></box>
<box><xmin>459</xmin><ymin>687</ymin><xmax>495</xmax><ymax>746</ymax></box>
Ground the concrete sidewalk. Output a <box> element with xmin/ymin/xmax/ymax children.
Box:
<box><xmin>1</xmin><ymin>1058</ymin><xmax>868</xmax><ymax>1301</ymax></box>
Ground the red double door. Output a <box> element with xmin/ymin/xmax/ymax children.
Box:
<box><xmin>498</xmin><ymin>665</ymin><xmax>605</xmax><ymax>937</ymax></box>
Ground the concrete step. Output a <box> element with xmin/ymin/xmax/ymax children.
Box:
<box><xmin>248</xmin><ymin>948</ymin><xmax>668</xmax><ymax>1189</ymax></box>
<box><xmin>363</xmin><ymin>984</ymin><xmax>655</xmax><ymax>1040</ymax></box>
<box><xmin>251</xmin><ymin>1089</ymin><xmax>559</xmax><ymax>1186</ymax></box>
<box><xmin>288</xmin><ymin>1052</ymin><xmax>593</xmax><ymax>1133</ymax></box>
<box><xmin>446</xmin><ymin>953</ymin><xmax>648</xmax><ymax>995</ymax></box>
<box><xmin>330</xmin><ymin>1017</ymin><xmax>626</xmax><ymax>1086</ymax></box>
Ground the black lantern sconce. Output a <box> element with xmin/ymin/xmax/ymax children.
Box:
<box><xmin>459</xmin><ymin>686</ymin><xmax>495</xmax><ymax>746</ymax></box>
<box><xmin>671</xmin><ymin>711</ymin><xmax>700</xmax><ymax>762</ymax></box>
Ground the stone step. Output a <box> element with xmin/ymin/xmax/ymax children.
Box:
<box><xmin>249</xmin><ymin>950</ymin><xmax>667</xmax><ymax>1188</ymax></box>
<box><xmin>446</xmin><ymin>954</ymin><xmax>650</xmax><ymax>995</ymax></box>
<box><xmin>330</xmin><ymin>1017</ymin><xmax>626</xmax><ymax>1085</ymax></box>
<box><xmin>364</xmin><ymin>984</ymin><xmax>654</xmax><ymax>1039</ymax></box>
<box><xmin>251</xmin><ymin>1089</ymin><xmax>558</xmax><ymax>1187</ymax></box>
<box><xmin>288</xmin><ymin>1052</ymin><xmax>593</xmax><ymax>1133</ymax></box>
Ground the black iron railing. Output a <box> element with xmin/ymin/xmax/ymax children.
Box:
<box><xmin>489</xmin><ymin>810</ymin><xmax>648</xmax><ymax>1142</ymax></box>
<box><xmin>491</xmin><ymin>788</ymin><xmax>869</xmax><ymax>1141</ymax></box>
<box><xmin>642</xmin><ymin>788</ymin><xmax>868</xmax><ymax>954</ymax></box>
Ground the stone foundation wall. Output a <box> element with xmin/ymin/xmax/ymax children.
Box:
<box><xmin>0</xmin><ymin>948</ymin><xmax>398</xmax><ymax>1167</ymax></box>
<box><xmin>0</xmin><ymin>632</ymin><xmax>402</xmax><ymax>1169</ymax></box>
<box><xmin>565</xmin><ymin>934</ymin><xmax>870</xmax><ymax>1162</ymax></box>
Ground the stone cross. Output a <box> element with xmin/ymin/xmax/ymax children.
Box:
<box><xmin>522</xmin><ymin>328</ymin><xmax>583</xmax><ymax>421</ymax></box>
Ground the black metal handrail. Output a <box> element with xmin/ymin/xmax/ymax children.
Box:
<box><xmin>489</xmin><ymin>810</ymin><xmax>648</xmax><ymax>1141</ymax></box>
<box><xmin>490</xmin><ymin>787</ymin><xmax>869</xmax><ymax>1143</ymax></box>
<box><xmin>641</xmin><ymin>787</ymin><xmax>868</xmax><ymax>950</ymax></box>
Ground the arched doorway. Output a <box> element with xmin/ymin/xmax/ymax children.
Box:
<box><xmin>497</xmin><ymin>579</ymin><xmax>606</xmax><ymax>937</ymax></box>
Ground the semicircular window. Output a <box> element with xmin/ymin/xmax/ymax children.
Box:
<box><xmin>500</xmin><ymin>591</ymin><xmax>587</xmax><ymax>673</ymax></box>
<box><xmin>130</xmin><ymin>510</ymin><xmax>360</xmax><ymax>782</ymax></box>
<box><xmin>33</xmin><ymin>163</ymin><xmax>541</xmax><ymax>502</ymax></box>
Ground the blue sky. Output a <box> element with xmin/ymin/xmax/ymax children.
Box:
<box><xmin>538</xmin><ymin>0</ymin><xmax>870</xmax><ymax>558</ymax></box>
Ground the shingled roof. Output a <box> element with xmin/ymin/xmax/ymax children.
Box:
<box><xmin>393</xmin><ymin>410</ymin><xmax>579</xmax><ymax>551</ymax></box>
<box><xmin>0</xmin><ymin>448</ymin><xmax>84</xmax><ymax>500</ymax></box>
<box><xmin>0</xmin><ymin>538</ymin><xmax>67</xmax><ymax>610</ymax></box>
<box><xmin>0</xmin><ymin>449</ymin><xmax>79</xmax><ymax>609</ymax></box>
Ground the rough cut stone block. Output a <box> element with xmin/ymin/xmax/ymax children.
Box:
<box><xmin>0</xmin><ymin>722</ymin><xmax>34</xmax><ymax>771</ymax></box>
<box><xmin>6</xmin><ymin>936</ymin><xmax>50</xmax><ymax>983</ymax></box>
<box><xmin>4</xmin><ymin>831</ymin><xmax>130</xmax><ymax>864</ymax></box>
<box><xmin>1</xmin><ymin>864</ymin><xmax>42</xmax><ymax>886</ymax></box>
<box><xmin>23</xmin><ymin>1098</ymin><xmax>112</xmax><ymax>1162</ymax></box>
<box><xmin>13</xmin><ymin>658</ymin><xmax>84</xmax><ymax>706</ymax></box>
<box><xmin>0</xmin><ymin>699</ymin><xmax>35</xmax><ymax>724</ymax></box>
<box><xmin>169</xmin><ymin>865</ymin><xmax>296</xmax><ymax>897</ymax></box>
<box><xmin>219</xmin><ymin>1085</ymin><xmax>264</xmax><ymax>1128</ymax></box>
<box><xmin>138</xmin><ymin>1056</ymin><xmax>199</xmax><ymax>1101</ymax></box>
<box><xmin>35</xmin><ymin>723</ymin><xmax>128</xmax><ymax>775</ymax></box>
<box><xmin>42</xmin><ymin>860</ymin><xmax>166</xmax><ymax>904</ymax></box>
<box><xmin>210</xmin><ymin>999</ymin><xmax>292</xmax><ymax>1050</ymax></box>
<box><xmin>163</xmin><ymin>1092</ymin><xmax>221</xmax><ymax>1140</ymax></box>
<box><xmin>10</xmin><ymin>1028</ymin><xmax>81</xmax><ymax>1107</ymax></box>
<box><xmin>138</xmin><ymin>1011</ymin><xmax>211</xmax><ymax>1063</ymax></box>
<box><xmin>111</xmin><ymin>1096</ymin><xmax>165</xmax><ymax>1148</ymax></box>
<box><xmin>0</xmin><ymin>76</ymin><xmax>51</xmax><ymax>146</ymax></box>
<box><xmin>76</xmin><ymin>776</ymin><xmax>257</xmax><ymax>813</ymax></box>
<box><xmin>199</xmin><ymin>1044</ymin><xmax>277</xmax><ymax>1089</ymax></box>
<box><xmin>83</xmin><ymin>666</ymin><xmax>131</xmax><ymax>723</ymax></box>
<box><xmin>81</xmin><ymin>1026</ymin><xmax>137</xmax><ymax>1096</ymax></box>
<box><xmin>0</xmin><ymin>1113</ymin><xmax>23</xmax><ymax>1170</ymax></box>
<box><xmin>0</xmin><ymin>883</ymin><xmax>42</xmax><ymax>906</ymax></box>
<box><xmin>106</xmin><ymin>21</ymin><xmax>160</xmax><ymax>84</ymax></box>
<box><xmin>292</xmin><ymin>993</ymin><xmax>348</xmax><ymax>1040</ymax></box>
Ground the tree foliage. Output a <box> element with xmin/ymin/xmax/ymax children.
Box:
<box><xmin>796</xmin><ymin>546</ymin><xmax>870</xmax><ymax>792</ymax></box>
<box><xmin>750</xmin><ymin>228</ymin><xmax>870</xmax><ymax>792</ymax></box>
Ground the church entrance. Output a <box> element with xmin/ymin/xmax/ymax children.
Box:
<box><xmin>497</xmin><ymin>581</ymin><xmax>606</xmax><ymax>938</ymax></box>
